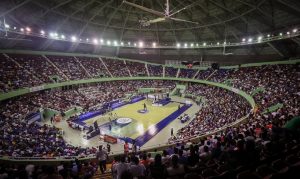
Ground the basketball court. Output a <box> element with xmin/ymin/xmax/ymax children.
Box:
<box><xmin>84</xmin><ymin>99</ymin><xmax>183</xmax><ymax>140</ymax></box>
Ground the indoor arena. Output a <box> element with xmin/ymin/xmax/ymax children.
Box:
<box><xmin>0</xmin><ymin>0</ymin><xmax>300</xmax><ymax>179</ymax></box>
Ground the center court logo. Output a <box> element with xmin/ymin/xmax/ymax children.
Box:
<box><xmin>116</xmin><ymin>117</ymin><xmax>132</xmax><ymax>125</ymax></box>
<box><xmin>137</xmin><ymin>109</ymin><xmax>149</xmax><ymax>114</ymax></box>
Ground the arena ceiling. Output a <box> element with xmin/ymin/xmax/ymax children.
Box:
<box><xmin>0</xmin><ymin>0</ymin><xmax>300</xmax><ymax>64</ymax></box>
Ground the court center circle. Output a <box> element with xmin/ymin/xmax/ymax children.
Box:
<box><xmin>116</xmin><ymin>117</ymin><xmax>133</xmax><ymax>125</ymax></box>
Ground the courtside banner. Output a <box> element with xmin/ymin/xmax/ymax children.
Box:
<box><xmin>104</xmin><ymin>134</ymin><xmax>117</xmax><ymax>144</ymax></box>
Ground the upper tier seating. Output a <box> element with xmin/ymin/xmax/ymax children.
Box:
<box><xmin>0</xmin><ymin>54</ymin><xmax>40</xmax><ymax>93</ymax></box>
<box><xmin>148</xmin><ymin>64</ymin><xmax>163</xmax><ymax>76</ymax></box>
<box><xmin>165</xmin><ymin>66</ymin><xmax>178</xmax><ymax>77</ymax></box>
<box><xmin>102</xmin><ymin>58</ymin><xmax>130</xmax><ymax>77</ymax></box>
<box><xmin>196</xmin><ymin>68</ymin><xmax>215</xmax><ymax>80</ymax></box>
<box><xmin>76</xmin><ymin>56</ymin><xmax>110</xmax><ymax>78</ymax></box>
<box><xmin>169</xmin><ymin>64</ymin><xmax>299</xmax><ymax>143</ymax></box>
<box><xmin>178</xmin><ymin>68</ymin><xmax>198</xmax><ymax>78</ymax></box>
<box><xmin>9</xmin><ymin>54</ymin><xmax>64</xmax><ymax>83</ymax></box>
<box><xmin>46</xmin><ymin>55</ymin><xmax>89</xmax><ymax>80</ymax></box>
<box><xmin>126</xmin><ymin>61</ymin><xmax>147</xmax><ymax>76</ymax></box>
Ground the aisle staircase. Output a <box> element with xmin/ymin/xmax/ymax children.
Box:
<box><xmin>205</xmin><ymin>70</ymin><xmax>217</xmax><ymax>80</ymax></box>
<box><xmin>99</xmin><ymin>57</ymin><xmax>113</xmax><ymax>77</ymax></box>
<box><xmin>74</xmin><ymin>56</ymin><xmax>92</xmax><ymax>77</ymax></box>
<box><xmin>124</xmin><ymin>60</ymin><xmax>132</xmax><ymax>77</ymax></box>
<box><xmin>92</xmin><ymin>171</ymin><xmax>112</xmax><ymax>179</ymax></box>
<box><xmin>193</xmin><ymin>69</ymin><xmax>200</xmax><ymax>79</ymax></box>
<box><xmin>176</xmin><ymin>68</ymin><xmax>181</xmax><ymax>78</ymax></box>
<box><xmin>4</xmin><ymin>53</ymin><xmax>42</xmax><ymax>83</ymax></box>
<box><xmin>42</xmin><ymin>55</ymin><xmax>69</xmax><ymax>80</ymax></box>
<box><xmin>92</xmin><ymin>164</ymin><xmax>112</xmax><ymax>179</ymax></box>
<box><xmin>145</xmin><ymin>63</ymin><xmax>150</xmax><ymax>76</ymax></box>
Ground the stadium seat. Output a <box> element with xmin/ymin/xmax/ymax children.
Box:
<box><xmin>256</xmin><ymin>165</ymin><xmax>276</xmax><ymax>178</ymax></box>
<box><xmin>236</xmin><ymin>170</ymin><xmax>261</xmax><ymax>179</ymax></box>
<box><xmin>271</xmin><ymin>159</ymin><xmax>289</xmax><ymax>173</ymax></box>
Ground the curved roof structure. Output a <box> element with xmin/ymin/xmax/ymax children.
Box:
<box><xmin>0</xmin><ymin>0</ymin><xmax>300</xmax><ymax>64</ymax></box>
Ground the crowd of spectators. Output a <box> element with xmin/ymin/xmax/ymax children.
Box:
<box><xmin>209</xmin><ymin>65</ymin><xmax>300</xmax><ymax>127</ymax></box>
<box><xmin>102</xmin><ymin>58</ymin><xmax>130</xmax><ymax>77</ymax></box>
<box><xmin>46</xmin><ymin>55</ymin><xmax>89</xmax><ymax>81</ymax></box>
<box><xmin>208</xmin><ymin>68</ymin><xmax>233</xmax><ymax>82</ymax></box>
<box><xmin>170</xmin><ymin>64</ymin><xmax>299</xmax><ymax>145</ymax></box>
<box><xmin>77</xmin><ymin>56</ymin><xmax>110</xmax><ymax>78</ymax></box>
<box><xmin>0</xmin><ymin>96</ymin><xmax>98</xmax><ymax>157</ymax></box>
<box><xmin>0</xmin><ymin>80</ymin><xmax>176</xmax><ymax>158</ymax></box>
<box><xmin>195</xmin><ymin>69</ymin><xmax>215</xmax><ymax>80</ymax></box>
<box><xmin>169</xmin><ymin>84</ymin><xmax>251</xmax><ymax>142</ymax></box>
<box><xmin>0</xmin><ymin>54</ymin><xmax>41</xmax><ymax>93</ymax></box>
<box><xmin>74</xmin><ymin>80</ymin><xmax>176</xmax><ymax>111</ymax></box>
<box><xmin>0</xmin><ymin>53</ymin><xmax>299</xmax><ymax>178</ymax></box>
<box><xmin>10</xmin><ymin>54</ymin><xmax>64</xmax><ymax>84</ymax></box>
<box><xmin>178</xmin><ymin>68</ymin><xmax>198</xmax><ymax>78</ymax></box>
<box><xmin>165</xmin><ymin>67</ymin><xmax>178</xmax><ymax>77</ymax></box>
<box><xmin>0</xmin><ymin>121</ymin><xmax>299</xmax><ymax>178</ymax></box>
<box><xmin>148</xmin><ymin>64</ymin><xmax>163</xmax><ymax>76</ymax></box>
<box><xmin>106</xmin><ymin>113</ymin><xmax>299</xmax><ymax>179</ymax></box>
<box><xmin>0</xmin><ymin>159</ymin><xmax>98</xmax><ymax>179</ymax></box>
<box><xmin>126</xmin><ymin>61</ymin><xmax>147</xmax><ymax>77</ymax></box>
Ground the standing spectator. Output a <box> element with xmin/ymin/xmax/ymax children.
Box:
<box><xmin>140</xmin><ymin>153</ymin><xmax>150</xmax><ymax>169</ymax></box>
<box><xmin>112</xmin><ymin>156</ymin><xmax>120</xmax><ymax>179</ymax></box>
<box><xmin>178</xmin><ymin>150</ymin><xmax>188</xmax><ymax>165</ymax></box>
<box><xmin>114</xmin><ymin>155</ymin><xmax>129</xmax><ymax>179</ymax></box>
<box><xmin>162</xmin><ymin>150</ymin><xmax>170</xmax><ymax>166</ymax></box>
<box><xmin>199</xmin><ymin>146</ymin><xmax>211</xmax><ymax>162</ymax></box>
<box><xmin>171</xmin><ymin>128</ymin><xmax>174</xmax><ymax>136</ymax></box>
<box><xmin>96</xmin><ymin>145</ymin><xmax>108</xmax><ymax>174</ymax></box>
<box><xmin>167</xmin><ymin>155</ymin><xmax>185</xmax><ymax>178</ymax></box>
<box><xmin>149</xmin><ymin>154</ymin><xmax>167</xmax><ymax>179</ymax></box>
<box><xmin>129</xmin><ymin>156</ymin><xmax>146</xmax><ymax>178</ymax></box>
